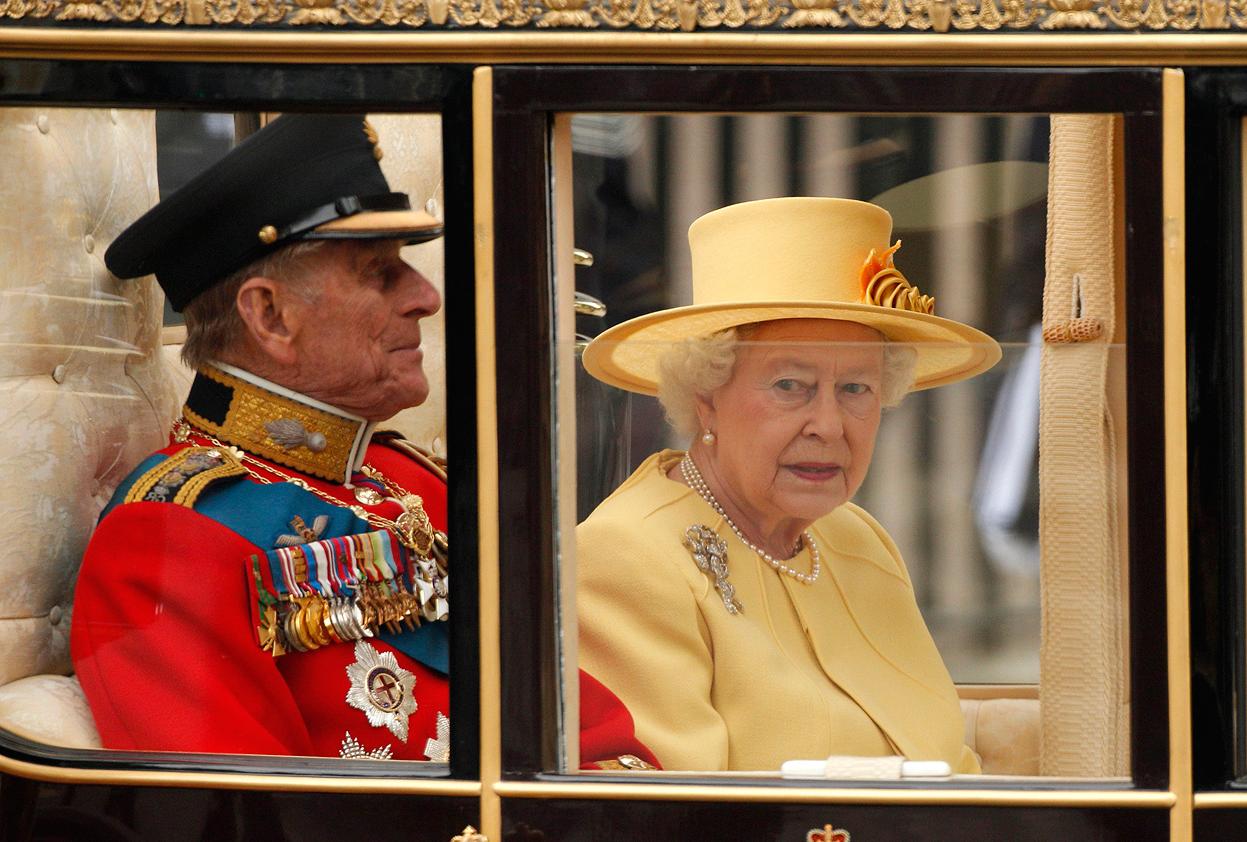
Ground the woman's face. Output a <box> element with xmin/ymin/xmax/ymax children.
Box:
<box><xmin>698</xmin><ymin>319</ymin><xmax>885</xmax><ymax>533</ymax></box>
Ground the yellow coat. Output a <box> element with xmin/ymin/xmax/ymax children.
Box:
<box><xmin>577</xmin><ymin>451</ymin><xmax>979</xmax><ymax>774</ymax></box>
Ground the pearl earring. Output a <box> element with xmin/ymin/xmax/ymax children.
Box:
<box><xmin>701</xmin><ymin>430</ymin><xmax>716</xmax><ymax>446</ymax></box>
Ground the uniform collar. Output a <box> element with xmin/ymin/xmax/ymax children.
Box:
<box><xmin>183</xmin><ymin>362</ymin><xmax>375</xmax><ymax>484</ymax></box>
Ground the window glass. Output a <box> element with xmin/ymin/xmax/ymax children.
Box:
<box><xmin>565</xmin><ymin>112</ymin><xmax>1130</xmax><ymax>779</ymax></box>
<box><xmin>0</xmin><ymin>107</ymin><xmax>451</xmax><ymax>769</ymax></box>
<box><xmin>157</xmin><ymin>111</ymin><xmax>236</xmax><ymax>329</ymax></box>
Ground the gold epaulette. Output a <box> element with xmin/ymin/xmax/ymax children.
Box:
<box><xmin>374</xmin><ymin>433</ymin><xmax>447</xmax><ymax>484</ymax></box>
<box><xmin>124</xmin><ymin>446</ymin><xmax>248</xmax><ymax>508</ymax></box>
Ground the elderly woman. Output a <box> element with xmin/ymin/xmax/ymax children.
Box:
<box><xmin>577</xmin><ymin>197</ymin><xmax>1000</xmax><ymax>774</ymax></box>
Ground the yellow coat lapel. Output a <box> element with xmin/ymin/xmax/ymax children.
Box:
<box><xmin>793</xmin><ymin>503</ymin><xmax>967</xmax><ymax>765</ymax></box>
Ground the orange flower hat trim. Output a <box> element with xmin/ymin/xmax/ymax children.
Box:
<box><xmin>859</xmin><ymin>240</ymin><xmax>935</xmax><ymax>316</ymax></box>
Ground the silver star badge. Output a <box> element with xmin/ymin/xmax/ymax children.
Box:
<box><xmin>345</xmin><ymin>640</ymin><xmax>418</xmax><ymax>742</ymax></box>
<box><xmin>339</xmin><ymin>731</ymin><xmax>394</xmax><ymax>760</ymax></box>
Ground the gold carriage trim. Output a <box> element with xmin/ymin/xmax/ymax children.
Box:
<box><xmin>6</xmin><ymin>0</ymin><xmax>1246</xmax><ymax>31</ymax></box>
<box><xmin>859</xmin><ymin>240</ymin><xmax>935</xmax><ymax>316</ymax></box>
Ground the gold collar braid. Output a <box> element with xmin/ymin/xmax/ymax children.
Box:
<box><xmin>182</xmin><ymin>364</ymin><xmax>371</xmax><ymax>483</ymax></box>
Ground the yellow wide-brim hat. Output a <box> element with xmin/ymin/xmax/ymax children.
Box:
<box><xmin>582</xmin><ymin>197</ymin><xmax>1002</xmax><ymax>395</ymax></box>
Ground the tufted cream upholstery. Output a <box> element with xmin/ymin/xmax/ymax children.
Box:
<box><xmin>0</xmin><ymin>675</ymin><xmax>101</xmax><ymax>748</ymax></box>
<box><xmin>0</xmin><ymin>107</ymin><xmax>180</xmax><ymax>746</ymax></box>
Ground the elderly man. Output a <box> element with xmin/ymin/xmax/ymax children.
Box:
<box><xmin>71</xmin><ymin>114</ymin><xmax>657</xmax><ymax>769</ymax></box>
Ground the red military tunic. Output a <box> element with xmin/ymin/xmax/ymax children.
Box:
<box><xmin>72</xmin><ymin>433</ymin><xmax>451</xmax><ymax>759</ymax></box>
<box><xmin>71</xmin><ymin>364</ymin><xmax>658</xmax><ymax>769</ymax></box>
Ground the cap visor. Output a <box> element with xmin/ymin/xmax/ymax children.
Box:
<box><xmin>308</xmin><ymin>208</ymin><xmax>444</xmax><ymax>244</ymax></box>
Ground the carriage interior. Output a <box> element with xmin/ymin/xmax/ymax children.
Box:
<box><xmin>0</xmin><ymin>104</ymin><xmax>1132</xmax><ymax>781</ymax></box>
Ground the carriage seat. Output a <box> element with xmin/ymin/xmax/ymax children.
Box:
<box><xmin>960</xmin><ymin>694</ymin><xmax>1040</xmax><ymax>776</ymax></box>
<box><xmin>0</xmin><ymin>106</ymin><xmax>177</xmax><ymax>750</ymax></box>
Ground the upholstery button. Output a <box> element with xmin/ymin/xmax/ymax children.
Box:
<box><xmin>83</xmin><ymin>234</ymin><xmax>95</xmax><ymax>254</ymax></box>
<box><xmin>52</xmin><ymin>364</ymin><xmax>66</xmax><ymax>384</ymax></box>
<box><xmin>110</xmin><ymin>109</ymin><xmax>119</xmax><ymax>125</ymax></box>
<box><xmin>425</xmin><ymin>198</ymin><xmax>439</xmax><ymax>216</ymax></box>
<box><xmin>49</xmin><ymin>605</ymin><xmax>63</xmax><ymax>626</ymax></box>
<box><xmin>36</xmin><ymin>114</ymin><xmax>49</xmax><ymax>134</ymax></box>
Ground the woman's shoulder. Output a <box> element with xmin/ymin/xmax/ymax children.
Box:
<box><xmin>577</xmin><ymin>452</ymin><xmax>708</xmax><ymax>581</ymax></box>
<box><xmin>815</xmin><ymin>502</ymin><xmax>912</xmax><ymax>585</ymax></box>
<box><xmin>581</xmin><ymin>450</ymin><xmax>694</xmax><ymax>529</ymax></box>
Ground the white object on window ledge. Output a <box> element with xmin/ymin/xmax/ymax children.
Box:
<box><xmin>780</xmin><ymin>756</ymin><xmax>952</xmax><ymax>780</ymax></box>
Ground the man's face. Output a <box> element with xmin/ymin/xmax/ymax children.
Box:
<box><xmin>288</xmin><ymin>240</ymin><xmax>441</xmax><ymax>421</ymax></box>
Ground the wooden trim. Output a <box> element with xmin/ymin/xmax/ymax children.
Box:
<box><xmin>1161</xmin><ymin>66</ymin><xmax>1193</xmax><ymax>842</ymax></box>
<box><xmin>0</xmin><ymin>749</ymin><xmax>481</xmax><ymax>793</ymax></box>
<box><xmin>4</xmin><ymin>31</ymin><xmax>1247</xmax><ymax>66</ymax></box>
<box><xmin>472</xmin><ymin>65</ymin><xmax>502</xmax><ymax>842</ymax></box>
<box><xmin>495</xmin><ymin>780</ymin><xmax>1175</xmax><ymax>807</ymax></box>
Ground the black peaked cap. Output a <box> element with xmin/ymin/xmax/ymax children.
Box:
<box><xmin>105</xmin><ymin>113</ymin><xmax>442</xmax><ymax>312</ymax></box>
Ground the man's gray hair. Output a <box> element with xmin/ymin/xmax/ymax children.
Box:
<box><xmin>180</xmin><ymin>240</ymin><xmax>330</xmax><ymax>370</ymax></box>
<box><xmin>656</xmin><ymin>323</ymin><xmax>918</xmax><ymax>438</ymax></box>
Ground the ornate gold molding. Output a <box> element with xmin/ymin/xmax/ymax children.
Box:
<box><xmin>1</xmin><ymin>0</ymin><xmax>185</xmax><ymax>22</ymax></box>
<box><xmin>1</xmin><ymin>0</ymin><xmax>1245</xmax><ymax>28</ymax></box>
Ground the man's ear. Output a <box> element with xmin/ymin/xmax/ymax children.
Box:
<box><xmin>234</xmin><ymin>276</ymin><xmax>305</xmax><ymax>367</ymax></box>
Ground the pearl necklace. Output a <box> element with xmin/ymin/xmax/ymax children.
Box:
<box><xmin>680</xmin><ymin>455</ymin><xmax>821</xmax><ymax>585</ymax></box>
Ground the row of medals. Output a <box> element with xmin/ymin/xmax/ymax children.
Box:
<box><xmin>174</xmin><ymin>417</ymin><xmax>450</xmax><ymax>656</ymax></box>
<box><xmin>269</xmin><ymin>582</ymin><xmax>432</xmax><ymax>656</ymax></box>
<box><xmin>262</xmin><ymin>532</ymin><xmax>449</xmax><ymax>658</ymax></box>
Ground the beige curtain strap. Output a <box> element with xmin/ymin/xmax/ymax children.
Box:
<box><xmin>1038</xmin><ymin>114</ymin><xmax>1129</xmax><ymax>778</ymax></box>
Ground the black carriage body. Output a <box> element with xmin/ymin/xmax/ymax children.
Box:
<box><xmin>0</xmin><ymin>32</ymin><xmax>1236</xmax><ymax>842</ymax></box>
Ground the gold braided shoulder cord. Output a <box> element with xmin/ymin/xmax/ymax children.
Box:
<box><xmin>173</xmin><ymin>418</ymin><xmax>444</xmax><ymax>565</ymax></box>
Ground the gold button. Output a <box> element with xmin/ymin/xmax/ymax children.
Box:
<box><xmin>258</xmin><ymin>225</ymin><xmax>278</xmax><ymax>244</ymax></box>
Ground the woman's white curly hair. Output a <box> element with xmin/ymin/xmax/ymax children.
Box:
<box><xmin>656</xmin><ymin>323</ymin><xmax>917</xmax><ymax>438</ymax></box>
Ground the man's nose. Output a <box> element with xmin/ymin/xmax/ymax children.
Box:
<box><xmin>802</xmin><ymin>388</ymin><xmax>845</xmax><ymax>440</ymax></box>
<box><xmin>399</xmin><ymin>262</ymin><xmax>442</xmax><ymax>318</ymax></box>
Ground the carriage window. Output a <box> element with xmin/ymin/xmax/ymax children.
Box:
<box><xmin>0</xmin><ymin>106</ymin><xmax>452</xmax><ymax>770</ymax></box>
<box><xmin>562</xmin><ymin>112</ymin><xmax>1131</xmax><ymax>780</ymax></box>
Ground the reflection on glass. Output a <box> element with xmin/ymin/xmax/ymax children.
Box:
<box><xmin>156</xmin><ymin>111</ymin><xmax>236</xmax><ymax>328</ymax></box>
<box><xmin>568</xmin><ymin>113</ymin><xmax>1130</xmax><ymax>778</ymax></box>
<box><xmin>0</xmin><ymin>108</ymin><xmax>449</xmax><ymax>765</ymax></box>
